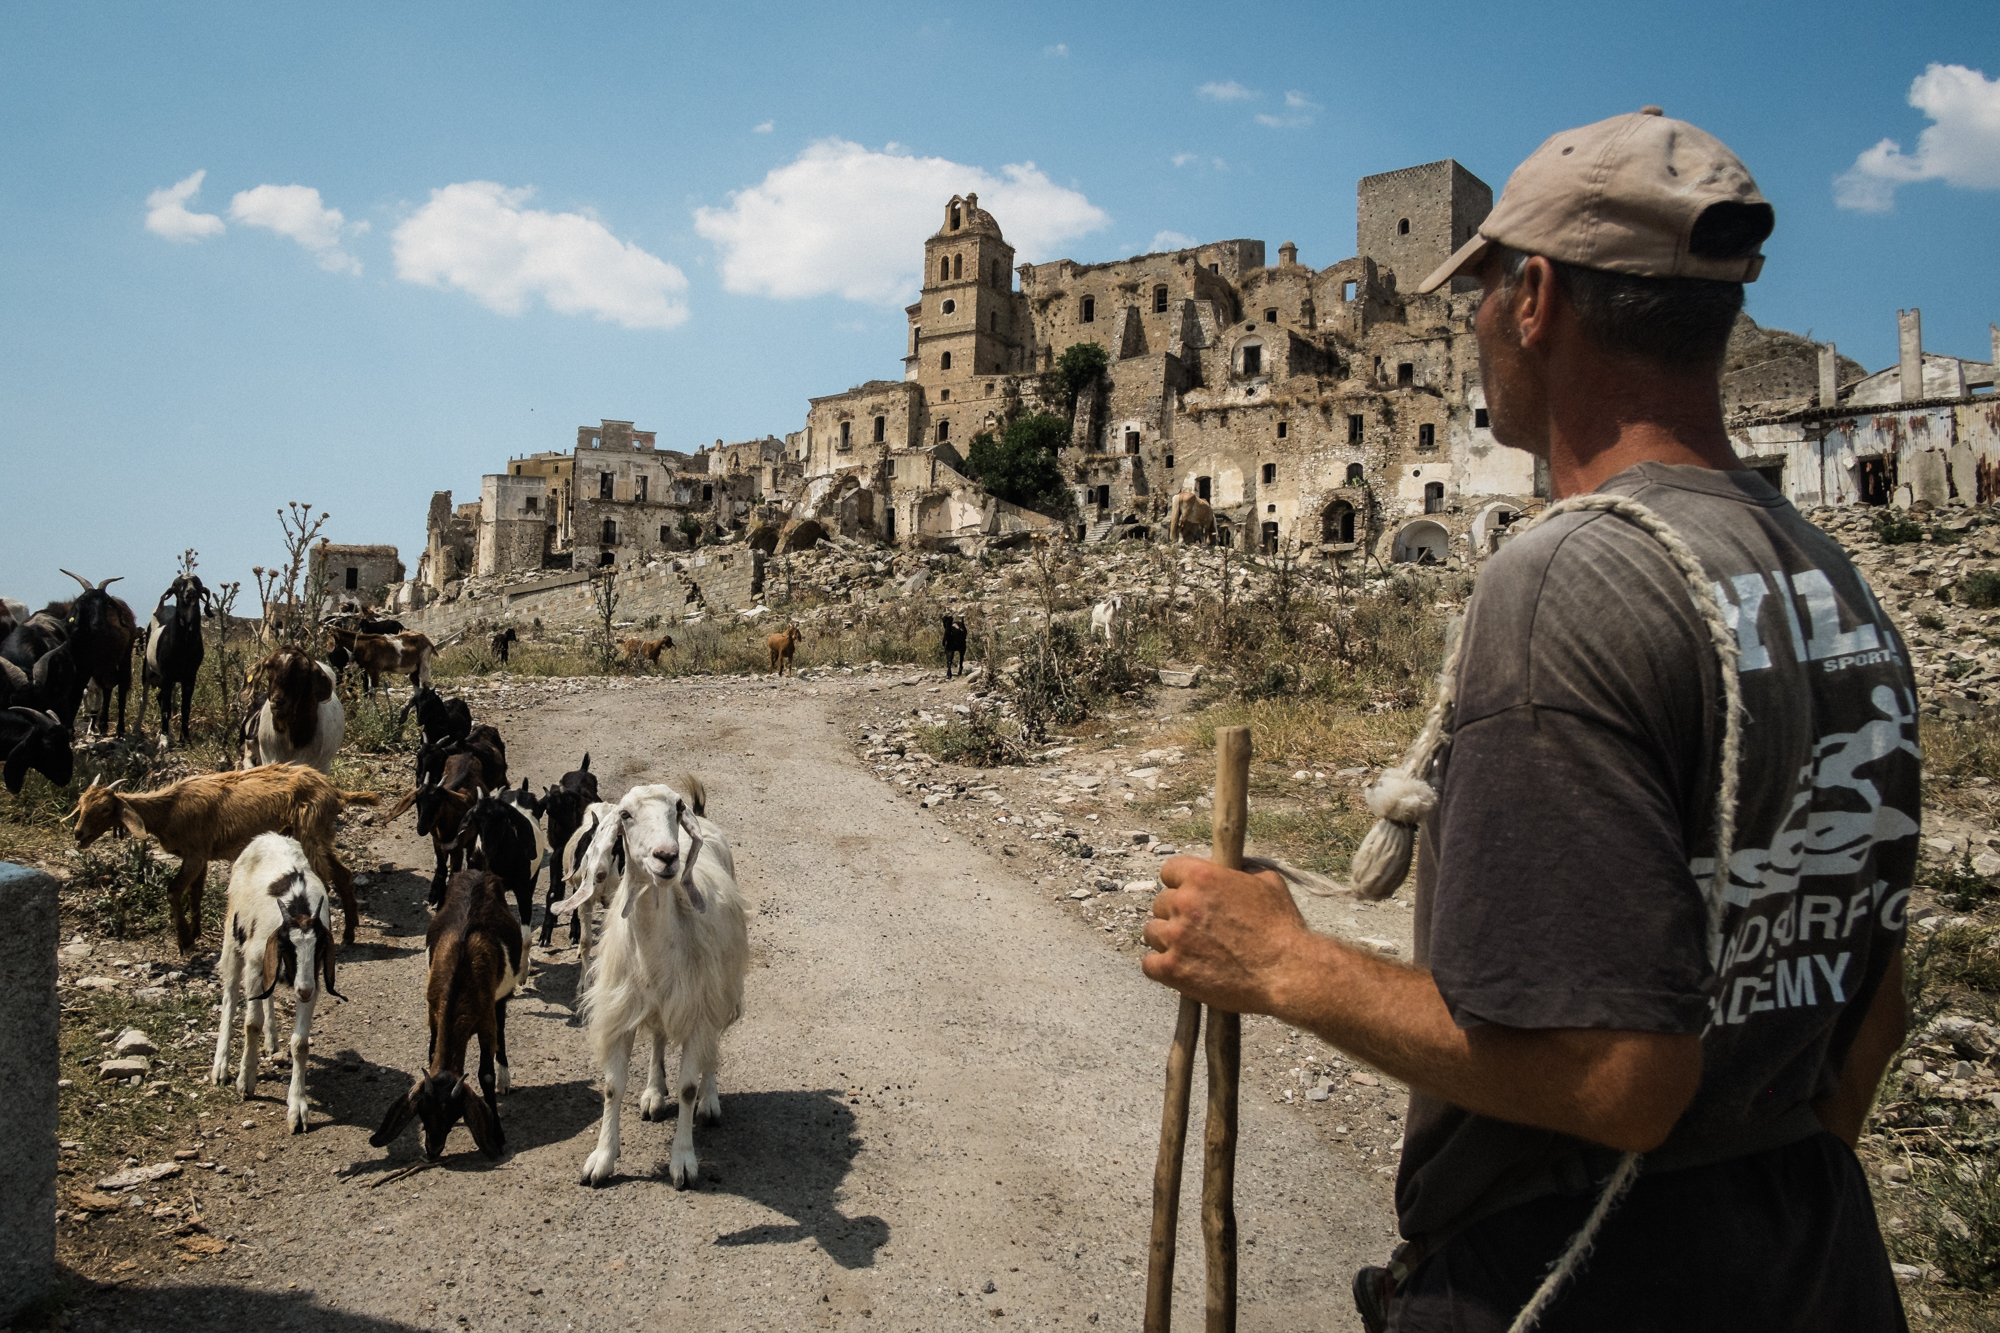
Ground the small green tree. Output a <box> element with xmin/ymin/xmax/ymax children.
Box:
<box><xmin>964</xmin><ymin>413</ymin><xmax>1076</xmax><ymax>521</ymax></box>
<box><xmin>1054</xmin><ymin>342</ymin><xmax>1109</xmax><ymax>414</ymax></box>
<box><xmin>591</xmin><ymin>567</ymin><xmax>622</xmax><ymax>673</ymax></box>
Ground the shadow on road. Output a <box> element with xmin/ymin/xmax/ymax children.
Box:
<box><xmin>54</xmin><ymin>1272</ymin><xmax>421</xmax><ymax>1333</ymax></box>
<box><xmin>703</xmin><ymin>1087</ymin><xmax>889</xmax><ymax>1269</ymax></box>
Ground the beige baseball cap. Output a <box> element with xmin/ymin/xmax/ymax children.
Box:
<box><xmin>1416</xmin><ymin>107</ymin><xmax>1773</xmax><ymax>294</ymax></box>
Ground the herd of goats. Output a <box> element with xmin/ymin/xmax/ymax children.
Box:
<box><xmin>1</xmin><ymin>570</ymin><xmax>748</xmax><ymax>1187</ymax></box>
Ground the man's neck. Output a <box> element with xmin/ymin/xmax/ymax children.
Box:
<box><xmin>1541</xmin><ymin>358</ymin><xmax>1739</xmax><ymax>499</ymax></box>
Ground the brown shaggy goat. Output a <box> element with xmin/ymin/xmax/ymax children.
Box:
<box><xmin>71</xmin><ymin>765</ymin><xmax>378</xmax><ymax>953</ymax></box>
<box><xmin>324</xmin><ymin>625</ymin><xmax>433</xmax><ymax>694</ymax></box>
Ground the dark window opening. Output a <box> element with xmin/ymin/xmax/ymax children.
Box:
<box><xmin>950</xmin><ymin>203</ymin><xmax>961</xmax><ymax>230</ymax></box>
<box><xmin>1347</xmin><ymin>415</ymin><xmax>1364</xmax><ymax>444</ymax></box>
<box><xmin>1424</xmin><ymin>482</ymin><xmax>1445</xmax><ymax>514</ymax></box>
<box><xmin>940</xmin><ymin>389</ymin><xmax>950</xmax><ymax>401</ymax></box>
<box><xmin>1398</xmin><ymin>362</ymin><xmax>1414</xmax><ymax>387</ymax></box>
<box><xmin>939</xmin><ymin>258</ymin><xmax>949</xmax><ymax>282</ymax></box>
<box><xmin>701</xmin><ymin>484</ymin><xmax>713</xmax><ymax>502</ymax></box>
<box><xmin>940</xmin><ymin>351</ymin><xmax>952</xmax><ymax>370</ymax></box>
<box><xmin>1397</xmin><ymin>218</ymin><xmax>1410</xmax><ymax>235</ymax></box>
<box><xmin>1475</xmin><ymin>407</ymin><xmax>1490</xmax><ymax>428</ymax></box>
<box><xmin>1754</xmin><ymin>463</ymin><xmax>1784</xmax><ymax>491</ymax></box>
<box><xmin>991</xmin><ymin>260</ymin><xmax>1002</xmax><ymax>287</ymax></box>
<box><xmin>660</xmin><ymin>525</ymin><xmax>671</xmax><ymax>543</ymax></box>
<box><xmin>344</xmin><ymin>567</ymin><xmax>358</xmax><ymax>591</ymax></box>
<box><xmin>840</xmin><ymin>421</ymin><xmax>851</xmax><ymax>450</ymax></box>
<box><xmin>885</xmin><ymin>509</ymin><xmax>895</xmax><ymax>540</ymax></box>
<box><xmin>942</xmin><ymin>298</ymin><xmax>955</xmax><ymax>314</ymax></box>
<box><xmin>634</xmin><ymin>476</ymin><xmax>647</xmax><ymax>502</ymax></box>
<box><xmin>873</xmin><ymin>416</ymin><xmax>886</xmax><ymax>443</ymax></box>
<box><xmin>1418</xmin><ymin>424</ymin><xmax>1436</xmax><ymax>452</ymax></box>
<box><xmin>1081</xmin><ymin>296</ymin><xmax>1095</xmax><ymax>323</ymax></box>
<box><xmin>1095</xmin><ymin>484</ymin><xmax>1110</xmax><ymax>510</ymax></box>
<box><xmin>599</xmin><ymin>551</ymin><xmax>614</xmax><ymax>566</ymax></box>
<box><xmin>602</xmin><ymin>519</ymin><xmax>618</xmax><ymax>544</ymax></box>
<box><xmin>938</xmin><ymin>421</ymin><xmax>950</xmax><ymax>442</ymax></box>
<box><xmin>1196</xmin><ymin>475</ymin><xmax>1211</xmax><ymax>501</ymax></box>
<box><xmin>1264</xmin><ymin>308</ymin><xmax>1277</xmax><ymax>323</ymax></box>
<box><xmin>1208</xmin><ymin>262</ymin><xmax>1218</xmax><ymax>274</ymax></box>
<box><xmin>599</xmin><ymin>471</ymin><xmax>614</xmax><ymax>499</ymax></box>
<box><xmin>952</xmin><ymin>254</ymin><xmax>962</xmax><ymax>280</ymax></box>
<box><xmin>526</xmin><ymin>495</ymin><xmax>538</xmax><ymax>513</ymax></box>
<box><xmin>1858</xmin><ymin>455</ymin><xmax>1895</xmax><ymax>506</ymax></box>
<box><xmin>1261</xmin><ymin>521</ymin><xmax>1279</xmax><ymax>554</ymax></box>
<box><xmin>1276</xmin><ymin>421</ymin><xmax>1288</xmax><ymax>439</ymax></box>
<box><xmin>1164</xmin><ymin>453</ymin><xmax>1174</xmax><ymax>469</ymax></box>
<box><xmin>1342</xmin><ymin>280</ymin><xmax>1356</xmax><ymax>301</ymax></box>
<box><xmin>513</xmin><ymin>464</ymin><xmax>521</xmax><ymax>475</ymax></box>
<box><xmin>1125</xmin><ymin>430</ymin><xmax>1140</xmax><ymax>454</ymax></box>
<box><xmin>1346</xmin><ymin>463</ymin><xmax>1365</xmax><ymax>484</ymax></box>
<box><xmin>1261</xmin><ymin>463</ymin><xmax>1276</xmax><ymax>483</ymax></box>
<box><xmin>1322</xmin><ymin>501</ymin><xmax>1356</xmax><ymax>544</ymax></box>
<box><xmin>1153</xmin><ymin>285</ymin><xmax>1169</xmax><ymax>313</ymax></box>
<box><xmin>1241</xmin><ymin>344</ymin><xmax>1262</xmax><ymax>376</ymax></box>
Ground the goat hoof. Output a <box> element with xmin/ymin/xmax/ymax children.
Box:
<box><xmin>578</xmin><ymin>1150</ymin><xmax>618</xmax><ymax>1186</ymax></box>
<box><xmin>638</xmin><ymin>1090</ymin><xmax>669</xmax><ymax>1121</ymax></box>
<box><xmin>668</xmin><ymin>1152</ymin><xmax>699</xmax><ymax>1190</ymax></box>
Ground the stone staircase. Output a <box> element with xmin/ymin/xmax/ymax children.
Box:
<box><xmin>1084</xmin><ymin>515</ymin><xmax>1117</xmax><ymax>544</ymax></box>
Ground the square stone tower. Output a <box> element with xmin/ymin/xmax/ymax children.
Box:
<box><xmin>913</xmin><ymin>194</ymin><xmax>1019</xmax><ymax>388</ymax></box>
<box><xmin>1356</xmin><ymin>160</ymin><xmax>1492</xmax><ymax>294</ymax></box>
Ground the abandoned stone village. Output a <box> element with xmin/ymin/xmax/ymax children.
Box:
<box><xmin>285</xmin><ymin>154</ymin><xmax>2000</xmax><ymax>638</ymax></box>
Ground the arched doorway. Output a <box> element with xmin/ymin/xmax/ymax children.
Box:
<box><xmin>1392</xmin><ymin>519</ymin><xmax>1451</xmax><ymax>565</ymax></box>
<box><xmin>1320</xmin><ymin>498</ymin><xmax>1356</xmax><ymax>544</ymax></box>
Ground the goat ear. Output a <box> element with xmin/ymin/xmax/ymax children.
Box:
<box><xmin>3</xmin><ymin>749</ymin><xmax>27</xmax><ymax>796</ymax></box>
<box><xmin>250</xmin><ymin>933</ymin><xmax>284</xmax><ymax>1001</ymax></box>
<box><xmin>677</xmin><ymin>802</ymin><xmax>708</xmax><ymax>912</ymax></box>
<box><xmin>311</xmin><ymin>668</ymin><xmax>333</xmax><ymax>705</ymax></box>
<box><xmin>316</xmin><ymin>920</ymin><xmax>343</xmax><ymax>999</ymax></box>
<box><xmin>116</xmin><ymin>801</ymin><xmax>147</xmax><ymax>839</ymax></box>
<box><xmin>369</xmin><ymin>1083</ymin><xmax>420</xmax><ymax>1148</ymax></box>
<box><xmin>579</xmin><ymin>753</ymin><xmax>589</xmax><ymax>772</ymax></box>
<box><xmin>459</xmin><ymin>1078</ymin><xmax>504</xmax><ymax>1158</ymax></box>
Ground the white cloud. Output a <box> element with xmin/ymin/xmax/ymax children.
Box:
<box><xmin>1170</xmin><ymin>152</ymin><xmax>1227</xmax><ymax>170</ymax></box>
<box><xmin>753</xmin><ymin>120</ymin><xmax>774</xmax><ymax>133</ymax></box>
<box><xmin>145</xmin><ymin>170</ymin><xmax>225</xmax><ymax>242</ymax></box>
<box><xmin>393</xmin><ymin>182</ymin><xmax>690</xmax><ymax>330</ymax></box>
<box><xmin>1197</xmin><ymin>80</ymin><xmax>1255</xmax><ymax>102</ymax></box>
<box><xmin>1835</xmin><ymin>63</ymin><xmax>2000</xmax><ymax>211</ymax></box>
<box><xmin>1255</xmin><ymin>90</ymin><xmax>1320</xmax><ymax>130</ymax></box>
<box><xmin>1151</xmin><ymin>231</ymin><xmax>1197</xmax><ymax>252</ymax></box>
<box><xmin>692</xmin><ymin>138</ymin><xmax>1110</xmax><ymax>305</ymax></box>
<box><xmin>229</xmin><ymin>184</ymin><xmax>365</xmax><ymax>274</ymax></box>
<box><xmin>1043</xmin><ymin>42</ymin><xmax>1068</xmax><ymax>57</ymax></box>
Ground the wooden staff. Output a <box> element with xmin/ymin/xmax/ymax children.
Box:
<box><xmin>1146</xmin><ymin>725</ymin><xmax>1252</xmax><ymax>1333</ymax></box>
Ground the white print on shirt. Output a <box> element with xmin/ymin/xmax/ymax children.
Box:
<box><xmin>1712</xmin><ymin>568</ymin><xmax>1900</xmax><ymax>674</ymax></box>
<box><xmin>1689</xmin><ymin>684</ymin><xmax>1919</xmax><ymax>1027</ymax></box>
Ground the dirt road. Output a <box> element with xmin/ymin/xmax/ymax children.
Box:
<box><xmin>85</xmin><ymin>675</ymin><xmax>1400</xmax><ymax>1332</ymax></box>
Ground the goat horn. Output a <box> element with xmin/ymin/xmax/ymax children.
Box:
<box><xmin>103</xmin><ymin>778</ymin><xmax>127</xmax><ymax>792</ymax></box>
<box><xmin>98</xmin><ymin>576</ymin><xmax>123</xmax><ymax>590</ymax></box>
<box><xmin>59</xmin><ymin>569</ymin><xmax>93</xmax><ymax>592</ymax></box>
<box><xmin>0</xmin><ymin>657</ymin><xmax>25</xmax><ymax>690</ymax></box>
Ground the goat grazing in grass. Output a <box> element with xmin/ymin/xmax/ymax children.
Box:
<box><xmin>766</xmin><ymin>625</ymin><xmax>800</xmax><ymax>676</ymax></box>
<box><xmin>57</xmin><ymin>571</ymin><xmax>136</xmax><ymax>736</ymax></box>
<box><xmin>241</xmin><ymin>650</ymin><xmax>344</xmax><ymax>773</ymax></box>
<box><xmin>211</xmin><ymin>834</ymin><xmax>341</xmax><ymax>1132</ymax></box>
<box><xmin>490</xmin><ymin>627</ymin><xmax>518</xmax><ymax>663</ymax></box>
<box><xmin>568</xmin><ymin>777</ymin><xmax>747</xmax><ymax>1188</ymax></box>
<box><xmin>1089</xmin><ymin>593</ymin><xmax>1123</xmax><ymax>644</ymax></box>
<box><xmin>324</xmin><ymin>625</ymin><xmax>433</xmax><ymax>694</ymax></box>
<box><xmin>138</xmin><ymin>573</ymin><xmax>208</xmax><ymax>746</ymax></box>
<box><xmin>370</xmin><ymin>868</ymin><xmax>526</xmax><ymax>1161</ymax></box>
<box><xmin>71</xmin><ymin>766</ymin><xmax>377</xmax><ymax>953</ymax></box>
<box><xmin>537</xmin><ymin>755</ymin><xmax>600</xmax><ymax>947</ymax></box>
<box><xmin>941</xmin><ymin>613</ymin><xmax>968</xmax><ymax>677</ymax></box>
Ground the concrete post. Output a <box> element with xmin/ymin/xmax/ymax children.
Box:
<box><xmin>1898</xmin><ymin>308</ymin><xmax>1923</xmax><ymax>403</ymax></box>
<box><xmin>1819</xmin><ymin>343</ymin><xmax>1840</xmax><ymax>407</ymax></box>
<box><xmin>0</xmin><ymin>863</ymin><xmax>57</xmax><ymax>1324</ymax></box>
<box><xmin>1991</xmin><ymin>323</ymin><xmax>1998</xmax><ymax>371</ymax></box>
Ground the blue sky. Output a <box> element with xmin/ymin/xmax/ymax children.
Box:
<box><xmin>3</xmin><ymin>1</ymin><xmax>1997</xmax><ymax>609</ymax></box>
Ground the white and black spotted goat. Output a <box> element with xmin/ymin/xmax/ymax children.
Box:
<box><xmin>211</xmin><ymin>833</ymin><xmax>341</xmax><ymax>1133</ymax></box>
<box><xmin>559</xmin><ymin>777</ymin><xmax>747</xmax><ymax>1189</ymax></box>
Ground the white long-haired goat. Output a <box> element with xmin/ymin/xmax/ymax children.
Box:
<box><xmin>1089</xmin><ymin>593</ymin><xmax>1123</xmax><ymax>644</ymax></box>
<box><xmin>211</xmin><ymin>833</ymin><xmax>340</xmax><ymax>1132</ymax></box>
<box><xmin>563</xmin><ymin>777</ymin><xmax>747</xmax><ymax>1189</ymax></box>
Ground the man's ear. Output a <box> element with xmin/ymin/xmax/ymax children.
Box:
<box><xmin>1510</xmin><ymin>254</ymin><xmax>1559</xmax><ymax>350</ymax></box>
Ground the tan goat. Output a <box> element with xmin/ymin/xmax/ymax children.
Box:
<box><xmin>72</xmin><ymin>766</ymin><xmax>379</xmax><ymax>954</ymax></box>
<box><xmin>766</xmin><ymin>625</ymin><xmax>800</xmax><ymax>675</ymax></box>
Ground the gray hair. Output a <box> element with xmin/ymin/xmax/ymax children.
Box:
<box><xmin>1490</xmin><ymin>244</ymin><xmax>1744</xmax><ymax>374</ymax></box>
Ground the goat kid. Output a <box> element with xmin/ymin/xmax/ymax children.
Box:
<box><xmin>573</xmin><ymin>777</ymin><xmax>747</xmax><ymax>1189</ymax></box>
<box><xmin>490</xmin><ymin>627</ymin><xmax>518</xmax><ymax>663</ymax></box>
<box><xmin>940</xmin><ymin>614</ymin><xmax>968</xmax><ymax>677</ymax></box>
<box><xmin>370</xmin><ymin>869</ymin><xmax>526</xmax><ymax>1161</ymax></box>
<box><xmin>71</xmin><ymin>766</ymin><xmax>377</xmax><ymax>952</ymax></box>
<box><xmin>211</xmin><ymin>834</ymin><xmax>341</xmax><ymax>1132</ymax></box>
<box><xmin>766</xmin><ymin>625</ymin><xmax>800</xmax><ymax>676</ymax></box>
<box><xmin>241</xmin><ymin>651</ymin><xmax>344</xmax><ymax>773</ymax></box>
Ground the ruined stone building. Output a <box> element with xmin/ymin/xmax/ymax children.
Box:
<box><xmin>309</xmin><ymin>542</ymin><xmax>403</xmax><ymax>601</ymax></box>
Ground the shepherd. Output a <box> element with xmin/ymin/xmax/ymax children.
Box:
<box><xmin>1143</xmin><ymin>109</ymin><xmax>1914</xmax><ymax>1331</ymax></box>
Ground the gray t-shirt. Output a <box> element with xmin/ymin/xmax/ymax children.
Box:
<box><xmin>1396</xmin><ymin>463</ymin><xmax>1919</xmax><ymax>1240</ymax></box>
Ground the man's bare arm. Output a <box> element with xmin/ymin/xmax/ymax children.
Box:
<box><xmin>1812</xmin><ymin>952</ymin><xmax>1906</xmax><ymax>1147</ymax></box>
<box><xmin>1143</xmin><ymin>856</ymin><xmax>1702</xmax><ymax>1154</ymax></box>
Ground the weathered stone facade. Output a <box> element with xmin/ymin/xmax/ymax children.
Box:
<box><xmin>310</xmin><ymin>542</ymin><xmax>404</xmax><ymax>600</ymax></box>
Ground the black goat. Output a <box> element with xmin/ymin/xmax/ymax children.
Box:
<box><xmin>138</xmin><ymin>574</ymin><xmax>209</xmax><ymax>746</ymax></box>
<box><xmin>536</xmin><ymin>753</ymin><xmax>599</xmax><ymax>946</ymax></box>
<box><xmin>462</xmin><ymin>724</ymin><xmax>508</xmax><ymax>790</ymax></box>
<box><xmin>353</xmin><ymin>617</ymin><xmax>402</xmax><ymax>636</ymax></box>
<box><xmin>401</xmin><ymin>684</ymin><xmax>472</xmax><ymax>748</ymax></box>
<box><xmin>57</xmin><ymin>571</ymin><xmax>136</xmax><ymax>736</ymax></box>
<box><xmin>0</xmin><ymin>604</ymin><xmax>67</xmax><ymax>673</ymax></box>
<box><xmin>941</xmin><ymin>613</ymin><xmax>968</xmax><ymax>677</ymax></box>
<box><xmin>370</xmin><ymin>868</ymin><xmax>523</xmax><ymax>1162</ymax></box>
<box><xmin>2</xmin><ymin>707</ymin><xmax>74</xmax><ymax>794</ymax></box>
<box><xmin>491</xmin><ymin>627</ymin><xmax>518</xmax><ymax>663</ymax></box>
<box><xmin>1</xmin><ymin>641</ymin><xmax>83</xmax><ymax>728</ymax></box>
<box><xmin>452</xmin><ymin>782</ymin><xmax>547</xmax><ymax>924</ymax></box>
<box><xmin>386</xmin><ymin>748</ymin><xmax>486</xmax><ymax>905</ymax></box>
